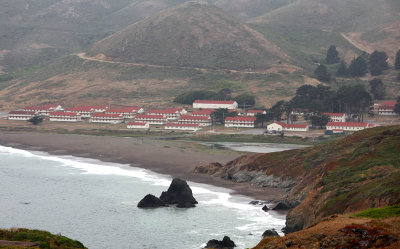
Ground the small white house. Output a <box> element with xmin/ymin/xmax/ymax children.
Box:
<box><xmin>224</xmin><ymin>117</ymin><xmax>256</xmax><ymax>128</ymax></box>
<box><xmin>24</xmin><ymin>104</ymin><xmax>63</xmax><ymax>116</ymax></box>
<box><xmin>323</xmin><ymin>113</ymin><xmax>346</xmax><ymax>122</ymax></box>
<box><xmin>64</xmin><ymin>106</ymin><xmax>94</xmax><ymax>118</ymax></box>
<box><xmin>267</xmin><ymin>121</ymin><xmax>309</xmax><ymax>132</ymax></box>
<box><xmin>127</xmin><ymin>122</ymin><xmax>149</xmax><ymax>129</ymax></box>
<box><xmin>147</xmin><ymin>109</ymin><xmax>181</xmax><ymax>120</ymax></box>
<box><xmin>191</xmin><ymin>109</ymin><xmax>215</xmax><ymax>117</ymax></box>
<box><xmin>90</xmin><ymin>113</ymin><xmax>124</xmax><ymax>124</ymax></box>
<box><xmin>326</xmin><ymin>122</ymin><xmax>374</xmax><ymax>132</ymax></box>
<box><xmin>49</xmin><ymin>112</ymin><xmax>82</xmax><ymax>122</ymax></box>
<box><xmin>106</xmin><ymin>107</ymin><xmax>144</xmax><ymax>119</ymax></box>
<box><xmin>193</xmin><ymin>100</ymin><xmax>238</xmax><ymax>110</ymax></box>
<box><xmin>165</xmin><ymin>123</ymin><xmax>201</xmax><ymax>131</ymax></box>
<box><xmin>7</xmin><ymin>111</ymin><xmax>36</xmax><ymax>120</ymax></box>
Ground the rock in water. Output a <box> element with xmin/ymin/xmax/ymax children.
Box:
<box><xmin>262</xmin><ymin>229</ymin><xmax>280</xmax><ymax>238</ymax></box>
<box><xmin>262</xmin><ymin>205</ymin><xmax>269</xmax><ymax>212</ymax></box>
<box><xmin>205</xmin><ymin>236</ymin><xmax>236</xmax><ymax>248</ymax></box>
<box><xmin>159</xmin><ymin>178</ymin><xmax>198</xmax><ymax>207</ymax></box>
<box><xmin>137</xmin><ymin>194</ymin><xmax>167</xmax><ymax>208</ymax></box>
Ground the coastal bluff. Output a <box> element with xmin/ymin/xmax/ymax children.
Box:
<box><xmin>194</xmin><ymin>126</ymin><xmax>400</xmax><ymax>234</ymax></box>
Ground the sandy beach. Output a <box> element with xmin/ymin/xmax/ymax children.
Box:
<box><xmin>0</xmin><ymin>131</ymin><xmax>285</xmax><ymax>201</ymax></box>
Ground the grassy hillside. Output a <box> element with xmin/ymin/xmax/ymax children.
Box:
<box><xmin>0</xmin><ymin>228</ymin><xmax>86</xmax><ymax>248</ymax></box>
<box><xmin>248</xmin><ymin>0</ymin><xmax>400</xmax><ymax>70</ymax></box>
<box><xmin>88</xmin><ymin>2</ymin><xmax>288</xmax><ymax>70</ymax></box>
<box><xmin>0</xmin><ymin>54</ymin><xmax>312</xmax><ymax>110</ymax></box>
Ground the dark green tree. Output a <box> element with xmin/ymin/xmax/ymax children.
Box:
<box><xmin>395</xmin><ymin>50</ymin><xmax>400</xmax><ymax>70</ymax></box>
<box><xmin>314</xmin><ymin>64</ymin><xmax>331</xmax><ymax>82</ymax></box>
<box><xmin>348</xmin><ymin>56</ymin><xmax>368</xmax><ymax>77</ymax></box>
<box><xmin>255</xmin><ymin>112</ymin><xmax>269</xmax><ymax>127</ymax></box>
<box><xmin>394</xmin><ymin>96</ymin><xmax>400</xmax><ymax>115</ymax></box>
<box><xmin>218</xmin><ymin>88</ymin><xmax>232</xmax><ymax>100</ymax></box>
<box><xmin>369</xmin><ymin>78</ymin><xmax>385</xmax><ymax>100</ymax></box>
<box><xmin>270</xmin><ymin>100</ymin><xmax>286</xmax><ymax>121</ymax></box>
<box><xmin>336</xmin><ymin>61</ymin><xmax>348</xmax><ymax>77</ymax></box>
<box><xmin>326</xmin><ymin>45</ymin><xmax>340</xmax><ymax>64</ymax></box>
<box><xmin>336</xmin><ymin>85</ymin><xmax>372</xmax><ymax>122</ymax></box>
<box><xmin>369</xmin><ymin>51</ymin><xmax>388</xmax><ymax>76</ymax></box>
<box><xmin>310</xmin><ymin>115</ymin><xmax>330</xmax><ymax>128</ymax></box>
<box><xmin>211</xmin><ymin>108</ymin><xmax>237</xmax><ymax>125</ymax></box>
<box><xmin>27</xmin><ymin>116</ymin><xmax>43</xmax><ymax>125</ymax></box>
<box><xmin>233</xmin><ymin>93</ymin><xmax>255</xmax><ymax>108</ymax></box>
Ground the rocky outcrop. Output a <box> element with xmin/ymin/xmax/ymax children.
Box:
<box><xmin>262</xmin><ymin>205</ymin><xmax>269</xmax><ymax>212</ymax></box>
<box><xmin>205</xmin><ymin>236</ymin><xmax>236</xmax><ymax>249</ymax></box>
<box><xmin>262</xmin><ymin>229</ymin><xmax>280</xmax><ymax>238</ymax></box>
<box><xmin>272</xmin><ymin>200</ymin><xmax>300</xmax><ymax>211</ymax></box>
<box><xmin>194</xmin><ymin>162</ymin><xmax>225</xmax><ymax>176</ymax></box>
<box><xmin>137</xmin><ymin>194</ymin><xmax>167</xmax><ymax>208</ymax></box>
<box><xmin>138</xmin><ymin>178</ymin><xmax>197</xmax><ymax>208</ymax></box>
<box><xmin>159</xmin><ymin>178</ymin><xmax>198</xmax><ymax>207</ymax></box>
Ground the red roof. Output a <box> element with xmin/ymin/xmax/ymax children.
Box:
<box><xmin>194</xmin><ymin>100</ymin><xmax>236</xmax><ymax>104</ymax></box>
<box><xmin>381</xmin><ymin>101</ymin><xmax>397</xmax><ymax>106</ymax></box>
<box><xmin>8</xmin><ymin>111</ymin><xmax>36</xmax><ymax>115</ymax></box>
<box><xmin>327</xmin><ymin>122</ymin><xmax>370</xmax><ymax>127</ymax></box>
<box><xmin>136</xmin><ymin>114</ymin><xmax>165</xmax><ymax>119</ymax></box>
<box><xmin>50</xmin><ymin>112</ymin><xmax>79</xmax><ymax>116</ymax></box>
<box><xmin>127</xmin><ymin>122</ymin><xmax>148</xmax><ymax>126</ymax></box>
<box><xmin>275</xmin><ymin>121</ymin><xmax>308</xmax><ymax>128</ymax></box>
<box><xmin>91</xmin><ymin>113</ymin><xmax>123</xmax><ymax>118</ymax></box>
<box><xmin>323</xmin><ymin>113</ymin><xmax>345</xmax><ymax>117</ymax></box>
<box><xmin>179</xmin><ymin>115</ymin><xmax>211</xmax><ymax>120</ymax></box>
<box><xmin>225</xmin><ymin>117</ymin><xmax>256</xmax><ymax>122</ymax></box>
<box><xmin>192</xmin><ymin>109</ymin><xmax>216</xmax><ymax>115</ymax></box>
<box><xmin>106</xmin><ymin>107</ymin><xmax>141</xmax><ymax>113</ymax></box>
<box><xmin>148</xmin><ymin>109</ymin><xmax>179</xmax><ymax>114</ymax></box>
<box><xmin>88</xmin><ymin>106</ymin><xmax>108</xmax><ymax>110</ymax></box>
<box><xmin>166</xmin><ymin>123</ymin><xmax>200</xmax><ymax>127</ymax></box>
<box><xmin>65</xmin><ymin>106</ymin><xmax>93</xmax><ymax>112</ymax></box>
<box><xmin>247</xmin><ymin>110</ymin><xmax>265</xmax><ymax>114</ymax></box>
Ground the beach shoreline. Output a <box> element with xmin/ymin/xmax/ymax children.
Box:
<box><xmin>0</xmin><ymin>131</ymin><xmax>285</xmax><ymax>202</ymax></box>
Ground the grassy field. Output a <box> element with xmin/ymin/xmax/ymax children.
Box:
<box><xmin>353</xmin><ymin>206</ymin><xmax>400</xmax><ymax>219</ymax></box>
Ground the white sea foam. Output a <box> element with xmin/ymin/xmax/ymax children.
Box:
<box><xmin>0</xmin><ymin>145</ymin><xmax>286</xmax><ymax>234</ymax></box>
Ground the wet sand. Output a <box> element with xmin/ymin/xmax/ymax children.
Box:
<box><xmin>0</xmin><ymin>131</ymin><xmax>285</xmax><ymax>201</ymax></box>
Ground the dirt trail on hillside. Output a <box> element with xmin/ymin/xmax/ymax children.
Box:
<box><xmin>341</xmin><ymin>32</ymin><xmax>374</xmax><ymax>54</ymax></box>
<box><xmin>75</xmin><ymin>53</ymin><xmax>299</xmax><ymax>75</ymax></box>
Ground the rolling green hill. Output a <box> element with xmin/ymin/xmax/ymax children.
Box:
<box><xmin>88</xmin><ymin>2</ymin><xmax>287</xmax><ymax>70</ymax></box>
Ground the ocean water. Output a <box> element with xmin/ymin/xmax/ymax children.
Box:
<box><xmin>0</xmin><ymin>146</ymin><xmax>285</xmax><ymax>249</ymax></box>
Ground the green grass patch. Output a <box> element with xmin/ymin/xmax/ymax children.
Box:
<box><xmin>353</xmin><ymin>206</ymin><xmax>400</xmax><ymax>219</ymax></box>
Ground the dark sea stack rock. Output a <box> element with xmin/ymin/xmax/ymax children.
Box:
<box><xmin>262</xmin><ymin>229</ymin><xmax>280</xmax><ymax>238</ymax></box>
<box><xmin>262</xmin><ymin>205</ymin><xmax>269</xmax><ymax>212</ymax></box>
<box><xmin>272</xmin><ymin>200</ymin><xmax>299</xmax><ymax>210</ymax></box>
<box><xmin>205</xmin><ymin>236</ymin><xmax>236</xmax><ymax>248</ymax></box>
<box><xmin>159</xmin><ymin>178</ymin><xmax>198</xmax><ymax>207</ymax></box>
<box><xmin>137</xmin><ymin>194</ymin><xmax>166</xmax><ymax>208</ymax></box>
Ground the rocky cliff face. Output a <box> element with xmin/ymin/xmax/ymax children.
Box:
<box><xmin>194</xmin><ymin>126</ymin><xmax>400</xmax><ymax>234</ymax></box>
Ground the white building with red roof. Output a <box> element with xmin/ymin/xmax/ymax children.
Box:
<box><xmin>178</xmin><ymin>115</ymin><xmax>212</xmax><ymax>126</ymax></box>
<box><xmin>323</xmin><ymin>113</ymin><xmax>346</xmax><ymax>122</ymax></box>
<box><xmin>326</xmin><ymin>122</ymin><xmax>374</xmax><ymax>132</ymax></box>
<box><xmin>127</xmin><ymin>122</ymin><xmax>149</xmax><ymax>129</ymax></box>
<box><xmin>7</xmin><ymin>111</ymin><xmax>36</xmax><ymax>120</ymax></box>
<box><xmin>90</xmin><ymin>113</ymin><xmax>124</xmax><ymax>124</ymax></box>
<box><xmin>135</xmin><ymin>114</ymin><xmax>166</xmax><ymax>125</ymax></box>
<box><xmin>267</xmin><ymin>121</ymin><xmax>309</xmax><ymax>132</ymax></box>
<box><xmin>105</xmin><ymin>107</ymin><xmax>144</xmax><ymax>119</ymax></box>
<box><xmin>86</xmin><ymin>106</ymin><xmax>108</xmax><ymax>113</ymax></box>
<box><xmin>378</xmin><ymin>101</ymin><xmax>398</xmax><ymax>116</ymax></box>
<box><xmin>165</xmin><ymin>123</ymin><xmax>201</xmax><ymax>131</ymax></box>
<box><xmin>224</xmin><ymin>116</ymin><xmax>256</xmax><ymax>128</ymax></box>
<box><xmin>24</xmin><ymin>104</ymin><xmax>63</xmax><ymax>116</ymax></box>
<box><xmin>247</xmin><ymin>110</ymin><xmax>267</xmax><ymax>116</ymax></box>
<box><xmin>49</xmin><ymin>112</ymin><xmax>82</xmax><ymax>122</ymax></box>
<box><xmin>191</xmin><ymin>109</ymin><xmax>216</xmax><ymax>117</ymax></box>
<box><xmin>147</xmin><ymin>109</ymin><xmax>185</xmax><ymax>120</ymax></box>
<box><xmin>64</xmin><ymin>106</ymin><xmax>94</xmax><ymax>118</ymax></box>
<box><xmin>193</xmin><ymin>100</ymin><xmax>238</xmax><ymax>110</ymax></box>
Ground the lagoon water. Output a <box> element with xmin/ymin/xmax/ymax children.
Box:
<box><xmin>0</xmin><ymin>145</ymin><xmax>285</xmax><ymax>249</ymax></box>
<box><xmin>198</xmin><ymin>142</ymin><xmax>308</xmax><ymax>153</ymax></box>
